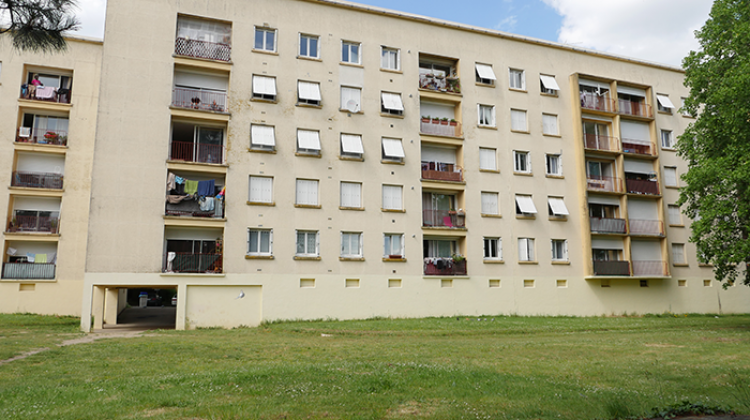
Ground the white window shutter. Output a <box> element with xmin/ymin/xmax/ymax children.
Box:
<box><xmin>518</xmin><ymin>238</ymin><xmax>527</xmax><ymax>261</ymax></box>
<box><xmin>511</xmin><ymin>110</ymin><xmax>527</xmax><ymax>131</ymax></box>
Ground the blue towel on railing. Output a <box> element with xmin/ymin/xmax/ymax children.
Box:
<box><xmin>197</xmin><ymin>179</ymin><xmax>215</xmax><ymax>197</ymax></box>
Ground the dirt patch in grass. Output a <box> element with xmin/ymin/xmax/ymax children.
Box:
<box><xmin>644</xmin><ymin>343</ymin><xmax>686</xmax><ymax>348</ymax></box>
<box><xmin>386</xmin><ymin>401</ymin><xmax>439</xmax><ymax>418</ymax></box>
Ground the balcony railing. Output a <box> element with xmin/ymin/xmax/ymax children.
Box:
<box><xmin>586</xmin><ymin>175</ymin><xmax>623</xmax><ymax>193</ymax></box>
<box><xmin>583</xmin><ymin>134</ymin><xmax>619</xmax><ymax>152</ymax></box>
<box><xmin>172</xmin><ymin>87</ymin><xmax>228</xmax><ymax>113</ymax></box>
<box><xmin>629</xmin><ymin>219</ymin><xmax>664</xmax><ymax>236</ymax></box>
<box><xmin>632</xmin><ymin>261</ymin><xmax>668</xmax><ymax>276</ymax></box>
<box><xmin>421</xmin><ymin>162</ymin><xmax>462</xmax><ymax>182</ymax></box>
<box><xmin>2</xmin><ymin>262</ymin><xmax>55</xmax><ymax>280</ymax></box>
<box><xmin>169</xmin><ymin>141</ymin><xmax>225</xmax><ymax>164</ymax></box>
<box><xmin>580</xmin><ymin>92</ymin><xmax>616</xmax><ymax>113</ymax></box>
<box><xmin>593</xmin><ymin>260</ymin><xmax>631</xmax><ymax>276</ymax></box>
<box><xmin>423</xmin><ymin>209</ymin><xmax>465</xmax><ymax>228</ymax></box>
<box><xmin>420</xmin><ymin>119</ymin><xmax>462</xmax><ymax>138</ymax></box>
<box><xmin>590</xmin><ymin>217</ymin><xmax>627</xmax><ymax>234</ymax></box>
<box><xmin>424</xmin><ymin>258</ymin><xmax>467</xmax><ymax>276</ymax></box>
<box><xmin>165</xmin><ymin>196</ymin><xmax>224</xmax><ymax>219</ymax></box>
<box><xmin>163</xmin><ymin>252</ymin><xmax>223</xmax><ymax>274</ymax></box>
<box><xmin>618</xmin><ymin>100</ymin><xmax>653</xmax><ymax>118</ymax></box>
<box><xmin>20</xmin><ymin>85</ymin><xmax>72</xmax><ymax>104</ymax></box>
<box><xmin>418</xmin><ymin>74</ymin><xmax>461</xmax><ymax>94</ymax></box>
<box><xmin>7</xmin><ymin>215</ymin><xmax>59</xmax><ymax>234</ymax></box>
<box><xmin>621</xmin><ymin>139</ymin><xmax>656</xmax><ymax>156</ymax></box>
<box><xmin>16</xmin><ymin>128</ymin><xmax>68</xmax><ymax>146</ymax></box>
<box><xmin>11</xmin><ymin>171</ymin><xmax>63</xmax><ymax>190</ymax></box>
<box><xmin>175</xmin><ymin>37</ymin><xmax>231</xmax><ymax>62</ymax></box>
<box><xmin>625</xmin><ymin>178</ymin><xmax>660</xmax><ymax>195</ymax></box>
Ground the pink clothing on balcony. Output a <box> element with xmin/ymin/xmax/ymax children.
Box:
<box><xmin>35</xmin><ymin>86</ymin><xmax>57</xmax><ymax>99</ymax></box>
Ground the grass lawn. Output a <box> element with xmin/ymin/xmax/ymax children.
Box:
<box><xmin>1</xmin><ymin>314</ymin><xmax>749</xmax><ymax>419</ymax></box>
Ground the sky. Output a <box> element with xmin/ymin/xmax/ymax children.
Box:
<box><xmin>72</xmin><ymin>0</ymin><xmax>713</xmax><ymax>67</ymax></box>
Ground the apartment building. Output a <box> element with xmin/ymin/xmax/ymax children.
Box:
<box><xmin>1</xmin><ymin>0</ymin><xmax>747</xmax><ymax>330</ymax></box>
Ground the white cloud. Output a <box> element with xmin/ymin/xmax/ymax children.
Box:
<box><xmin>495</xmin><ymin>15</ymin><xmax>519</xmax><ymax>32</ymax></box>
<box><xmin>72</xmin><ymin>0</ymin><xmax>107</xmax><ymax>39</ymax></box>
<box><xmin>541</xmin><ymin>0</ymin><xmax>712</xmax><ymax>67</ymax></box>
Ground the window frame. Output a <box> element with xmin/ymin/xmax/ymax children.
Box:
<box><xmin>509</xmin><ymin>68</ymin><xmax>526</xmax><ymax>90</ymax></box>
<box><xmin>297</xmin><ymin>80</ymin><xmax>322</xmax><ymax>106</ymax></box>
<box><xmin>250</xmin><ymin>124</ymin><xmax>276</xmax><ymax>151</ymax></box>
<box><xmin>483</xmin><ymin>237</ymin><xmax>502</xmax><ymax>260</ymax></box>
<box><xmin>478</xmin><ymin>104</ymin><xmax>496</xmax><ymax>127</ymax></box>
<box><xmin>515</xmin><ymin>194</ymin><xmax>538</xmax><ymax>216</ymax></box>
<box><xmin>380</xmin><ymin>91</ymin><xmax>405</xmax><ymax>116</ymax></box>
<box><xmin>481</xmin><ymin>192</ymin><xmax>500</xmax><ymax>216</ymax></box>
<box><xmin>672</xmin><ymin>243</ymin><xmax>686</xmax><ymax>265</ymax></box>
<box><xmin>545</xmin><ymin>153</ymin><xmax>562</xmax><ymax>176</ymax></box>
<box><xmin>381</xmin><ymin>137</ymin><xmax>405</xmax><ymax>163</ymax></box>
<box><xmin>668</xmin><ymin>204</ymin><xmax>683</xmax><ymax>226</ymax></box>
<box><xmin>296</xmin><ymin>129</ymin><xmax>322</xmax><ymax>156</ymax></box>
<box><xmin>542</xmin><ymin>113</ymin><xmax>559</xmax><ymax>136</ymax></box>
<box><xmin>380</xmin><ymin>46</ymin><xmax>400</xmax><ymax>71</ymax></box>
<box><xmin>475</xmin><ymin>63</ymin><xmax>497</xmax><ymax>86</ymax></box>
<box><xmin>551</xmin><ymin>239</ymin><xmax>569</xmax><ymax>261</ymax></box>
<box><xmin>248</xmin><ymin>175</ymin><xmax>273</xmax><ymax>204</ymax></box>
<box><xmin>340</xmin><ymin>133</ymin><xmax>364</xmax><ymax>159</ymax></box>
<box><xmin>510</xmin><ymin>109</ymin><xmax>528</xmax><ymax>132</ymax></box>
<box><xmin>340</xmin><ymin>86</ymin><xmax>362</xmax><ymax>113</ymax></box>
<box><xmin>518</xmin><ymin>238</ymin><xmax>535</xmax><ymax>262</ymax></box>
<box><xmin>539</xmin><ymin>74</ymin><xmax>560</xmax><ymax>95</ymax></box>
<box><xmin>479</xmin><ymin>147</ymin><xmax>497</xmax><ymax>171</ymax></box>
<box><xmin>340</xmin><ymin>181</ymin><xmax>362</xmax><ymax>209</ymax></box>
<box><xmin>296</xmin><ymin>230</ymin><xmax>320</xmax><ymax>257</ymax></box>
<box><xmin>254</xmin><ymin>27</ymin><xmax>277</xmax><ymax>52</ymax></box>
<box><xmin>299</xmin><ymin>33</ymin><xmax>320</xmax><ymax>59</ymax></box>
<box><xmin>382</xmin><ymin>184</ymin><xmax>404</xmax><ymax>211</ymax></box>
<box><xmin>341</xmin><ymin>40</ymin><xmax>362</xmax><ymax>65</ymax></box>
<box><xmin>247</xmin><ymin>228</ymin><xmax>273</xmax><ymax>256</ymax></box>
<box><xmin>295</xmin><ymin>179</ymin><xmax>319</xmax><ymax>206</ymax></box>
<box><xmin>251</xmin><ymin>75</ymin><xmax>277</xmax><ymax>101</ymax></box>
<box><xmin>341</xmin><ymin>231</ymin><xmax>363</xmax><ymax>258</ymax></box>
<box><xmin>661</xmin><ymin>129</ymin><xmax>674</xmax><ymax>149</ymax></box>
<box><xmin>663</xmin><ymin>166</ymin><xmax>678</xmax><ymax>187</ymax></box>
<box><xmin>384</xmin><ymin>233</ymin><xmax>405</xmax><ymax>258</ymax></box>
<box><xmin>513</xmin><ymin>150</ymin><xmax>531</xmax><ymax>173</ymax></box>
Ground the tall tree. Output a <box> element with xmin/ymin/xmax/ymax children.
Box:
<box><xmin>0</xmin><ymin>0</ymin><xmax>79</xmax><ymax>52</ymax></box>
<box><xmin>679</xmin><ymin>0</ymin><xmax>750</xmax><ymax>287</ymax></box>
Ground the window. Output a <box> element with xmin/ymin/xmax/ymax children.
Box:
<box><xmin>542</xmin><ymin>113</ymin><xmax>558</xmax><ymax>135</ymax></box>
<box><xmin>340</xmin><ymin>134</ymin><xmax>364</xmax><ymax>159</ymax></box>
<box><xmin>661</xmin><ymin>130</ymin><xmax>674</xmax><ymax>149</ymax></box>
<box><xmin>680</xmin><ymin>97</ymin><xmax>694</xmax><ymax>117</ymax></box>
<box><xmin>341</xmin><ymin>41</ymin><xmax>361</xmax><ymax>64</ymax></box>
<box><xmin>672</xmin><ymin>243</ymin><xmax>686</xmax><ymax>264</ymax></box>
<box><xmin>551</xmin><ymin>239</ymin><xmax>568</xmax><ymax>261</ymax></box>
<box><xmin>668</xmin><ymin>205</ymin><xmax>682</xmax><ymax>225</ymax></box>
<box><xmin>297</xmin><ymin>129</ymin><xmax>321</xmax><ymax>156</ymax></box>
<box><xmin>341</xmin><ymin>232</ymin><xmax>363</xmax><ymax>257</ymax></box>
<box><xmin>382</xmin><ymin>185</ymin><xmax>403</xmax><ymax>210</ymax></box>
<box><xmin>515</xmin><ymin>194</ymin><xmax>537</xmax><ymax>216</ymax></box>
<box><xmin>545</xmin><ymin>154</ymin><xmax>562</xmax><ymax>176</ymax></box>
<box><xmin>248</xmin><ymin>176</ymin><xmax>273</xmax><ymax>204</ymax></box>
<box><xmin>295</xmin><ymin>179</ymin><xmax>319</xmax><ymax>206</ymax></box>
<box><xmin>384</xmin><ymin>233</ymin><xmax>405</xmax><ymax>258</ymax></box>
<box><xmin>478</xmin><ymin>104</ymin><xmax>496</xmax><ymax>127</ymax></box>
<box><xmin>540</xmin><ymin>74</ymin><xmax>560</xmax><ymax>95</ymax></box>
<box><xmin>475</xmin><ymin>63</ymin><xmax>496</xmax><ymax>86</ymax></box>
<box><xmin>547</xmin><ymin>197</ymin><xmax>570</xmax><ymax>217</ymax></box>
<box><xmin>382</xmin><ymin>137</ymin><xmax>405</xmax><ymax>162</ymax></box>
<box><xmin>296</xmin><ymin>230</ymin><xmax>319</xmax><ymax>256</ymax></box>
<box><xmin>513</xmin><ymin>151</ymin><xmax>531</xmax><ymax>173</ymax></box>
<box><xmin>656</xmin><ymin>94</ymin><xmax>675</xmax><ymax>113</ymax></box>
<box><xmin>252</xmin><ymin>75</ymin><xmax>276</xmax><ymax>101</ymax></box>
<box><xmin>298</xmin><ymin>81</ymin><xmax>322</xmax><ymax>106</ymax></box>
<box><xmin>248</xmin><ymin>229</ymin><xmax>272</xmax><ymax>256</ymax></box>
<box><xmin>250</xmin><ymin>124</ymin><xmax>275</xmax><ymax>151</ymax></box>
<box><xmin>518</xmin><ymin>238</ymin><xmax>535</xmax><ymax>262</ymax></box>
<box><xmin>381</xmin><ymin>47</ymin><xmax>400</xmax><ymax>71</ymax></box>
<box><xmin>481</xmin><ymin>192</ymin><xmax>499</xmax><ymax>215</ymax></box>
<box><xmin>509</xmin><ymin>68</ymin><xmax>525</xmax><ymax>90</ymax></box>
<box><xmin>483</xmin><ymin>237</ymin><xmax>502</xmax><ymax>260</ymax></box>
<box><xmin>664</xmin><ymin>166</ymin><xmax>678</xmax><ymax>187</ymax></box>
<box><xmin>254</xmin><ymin>27</ymin><xmax>276</xmax><ymax>52</ymax></box>
<box><xmin>299</xmin><ymin>34</ymin><xmax>319</xmax><ymax>58</ymax></box>
<box><xmin>479</xmin><ymin>148</ymin><xmax>497</xmax><ymax>171</ymax></box>
<box><xmin>511</xmin><ymin>109</ymin><xmax>527</xmax><ymax>132</ymax></box>
<box><xmin>340</xmin><ymin>182</ymin><xmax>362</xmax><ymax>208</ymax></box>
<box><xmin>340</xmin><ymin>87</ymin><xmax>361</xmax><ymax>112</ymax></box>
<box><xmin>381</xmin><ymin>92</ymin><xmax>404</xmax><ymax>116</ymax></box>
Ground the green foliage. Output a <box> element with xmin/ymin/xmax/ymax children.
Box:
<box><xmin>0</xmin><ymin>0</ymin><xmax>80</xmax><ymax>52</ymax></box>
<box><xmin>679</xmin><ymin>0</ymin><xmax>750</xmax><ymax>287</ymax></box>
<box><xmin>649</xmin><ymin>400</ymin><xmax>732</xmax><ymax>419</ymax></box>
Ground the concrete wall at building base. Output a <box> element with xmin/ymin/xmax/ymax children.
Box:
<box><xmin>0</xmin><ymin>280</ymin><xmax>83</xmax><ymax>316</ymax></box>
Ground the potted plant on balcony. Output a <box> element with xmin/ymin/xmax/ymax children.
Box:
<box><xmin>440</xmin><ymin>117</ymin><xmax>449</xmax><ymax>125</ymax></box>
<box><xmin>49</xmin><ymin>219</ymin><xmax>58</xmax><ymax>233</ymax></box>
<box><xmin>43</xmin><ymin>131</ymin><xmax>58</xmax><ymax>144</ymax></box>
<box><xmin>421</xmin><ymin>115</ymin><xmax>430</xmax><ymax>124</ymax></box>
<box><xmin>431</xmin><ymin>117</ymin><xmax>440</xmax><ymax>125</ymax></box>
<box><xmin>449</xmin><ymin>119</ymin><xmax>458</xmax><ymax>126</ymax></box>
<box><xmin>451</xmin><ymin>254</ymin><xmax>465</xmax><ymax>263</ymax></box>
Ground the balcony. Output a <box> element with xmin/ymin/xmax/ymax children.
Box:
<box><xmin>423</xmin><ymin>209</ymin><xmax>465</xmax><ymax>228</ymax></box>
<box><xmin>593</xmin><ymin>260</ymin><xmax>630</xmax><ymax>276</ymax></box>
<box><xmin>420</xmin><ymin>119</ymin><xmax>462</xmax><ymax>138</ymax></box>
<box><xmin>590</xmin><ymin>217</ymin><xmax>627</xmax><ymax>234</ymax></box>
<box><xmin>7</xmin><ymin>215</ymin><xmax>59</xmax><ymax>234</ymax></box>
<box><xmin>618</xmin><ymin>100</ymin><xmax>653</xmax><ymax>118</ymax></box>
<box><xmin>20</xmin><ymin>85</ymin><xmax>71</xmax><ymax>104</ymax></box>
<box><xmin>2</xmin><ymin>262</ymin><xmax>55</xmax><ymax>280</ymax></box>
<box><xmin>11</xmin><ymin>171</ymin><xmax>63</xmax><ymax>190</ymax></box>
<box><xmin>580</xmin><ymin>92</ymin><xmax>615</xmax><ymax>113</ymax></box>
<box><xmin>632</xmin><ymin>261</ymin><xmax>668</xmax><ymax>276</ymax></box>
<box><xmin>424</xmin><ymin>258</ymin><xmax>467</xmax><ymax>276</ymax></box>
<box><xmin>16</xmin><ymin>128</ymin><xmax>68</xmax><ymax>146</ymax></box>
<box><xmin>163</xmin><ymin>252</ymin><xmax>223</xmax><ymax>274</ymax></box>
<box><xmin>419</xmin><ymin>74</ymin><xmax>461</xmax><ymax>94</ymax></box>
<box><xmin>586</xmin><ymin>176</ymin><xmax>623</xmax><ymax>193</ymax></box>
<box><xmin>166</xmin><ymin>197</ymin><xmax>224</xmax><ymax>219</ymax></box>
<box><xmin>629</xmin><ymin>219</ymin><xmax>664</xmax><ymax>236</ymax></box>
<box><xmin>622</xmin><ymin>139</ymin><xmax>657</xmax><ymax>157</ymax></box>
<box><xmin>175</xmin><ymin>37</ymin><xmax>231</xmax><ymax>62</ymax></box>
<box><xmin>583</xmin><ymin>134</ymin><xmax>619</xmax><ymax>152</ymax></box>
<box><xmin>421</xmin><ymin>162</ymin><xmax>462</xmax><ymax>182</ymax></box>
<box><xmin>169</xmin><ymin>141</ymin><xmax>225</xmax><ymax>165</ymax></box>
<box><xmin>172</xmin><ymin>88</ymin><xmax>228</xmax><ymax>113</ymax></box>
<box><xmin>625</xmin><ymin>178</ymin><xmax>660</xmax><ymax>195</ymax></box>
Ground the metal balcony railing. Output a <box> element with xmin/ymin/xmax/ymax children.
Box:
<box><xmin>20</xmin><ymin>85</ymin><xmax>72</xmax><ymax>104</ymax></box>
<box><xmin>16</xmin><ymin>128</ymin><xmax>68</xmax><ymax>146</ymax></box>
<box><xmin>629</xmin><ymin>219</ymin><xmax>665</xmax><ymax>236</ymax></box>
<box><xmin>632</xmin><ymin>261</ymin><xmax>668</xmax><ymax>276</ymax></box>
<box><xmin>418</xmin><ymin>74</ymin><xmax>461</xmax><ymax>94</ymax></box>
<box><xmin>583</xmin><ymin>134</ymin><xmax>619</xmax><ymax>152</ymax></box>
<box><xmin>163</xmin><ymin>253</ymin><xmax>223</xmax><ymax>273</ymax></box>
<box><xmin>593</xmin><ymin>260</ymin><xmax>631</xmax><ymax>276</ymax></box>
<box><xmin>2</xmin><ymin>262</ymin><xmax>55</xmax><ymax>280</ymax></box>
<box><xmin>618</xmin><ymin>99</ymin><xmax>653</xmax><ymax>118</ymax></box>
<box><xmin>424</xmin><ymin>259</ymin><xmax>467</xmax><ymax>276</ymax></box>
<box><xmin>11</xmin><ymin>171</ymin><xmax>64</xmax><ymax>189</ymax></box>
<box><xmin>169</xmin><ymin>141</ymin><xmax>225</xmax><ymax>164</ymax></box>
<box><xmin>621</xmin><ymin>139</ymin><xmax>657</xmax><ymax>156</ymax></box>
<box><xmin>580</xmin><ymin>92</ymin><xmax>616</xmax><ymax>113</ymax></box>
<box><xmin>420</xmin><ymin>119</ymin><xmax>462</xmax><ymax>138</ymax></box>
<box><xmin>422</xmin><ymin>209</ymin><xmax>465</xmax><ymax>228</ymax></box>
<box><xmin>625</xmin><ymin>178</ymin><xmax>660</xmax><ymax>195</ymax></box>
<box><xmin>586</xmin><ymin>175</ymin><xmax>624</xmax><ymax>193</ymax></box>
<box><xmin>7</xmin><ymin>215</ymin><xmax>59</xmax><ymax>234</ymax></box>
<box><xmin>590</xmin><ymin>217</ymin><xmax>627</xmax><ymax>234</ymax></box>
<box><xmin>421</xmin><ymin>162</ymin><xmax>462</xmax><ymax>182</ymax></box>
<box><xmin>172</xmin><ymin>87</ymin><xmax>228</xmax><ymax>113</ymax></box>
<box><xmin>175</xmin><ymin>37</ymin><xmax>231</xmax><ymax>62</ymax></box>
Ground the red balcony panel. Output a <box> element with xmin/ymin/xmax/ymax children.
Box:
<box><xmin>172</xmin><ymin>88</ymin><xmax>228</xmax><ymax>113</ymax></box>
<box><xmin>626</xmin><ymin>178</ymin><xmax>660</xmax><ymax>195</ymax></box>
<box><xmin>422</xmin><ymin>209</ymin><xmax>465</xmax><ymax>228</ymax></box>
<box><xmin>628</xmin><ymin>219</ymin><xmax>664</xmax><ymax>236</ymax></box>
<box><xmin>169</xmin><ymin>141</ymin><xmax>225</xmax><ymax>164</ymax></box>
<box><xmin>593</xmin><ymin>260</ymin><xmax>630</xmax><ymax>276</ymax></box>
<box><xmin>11</xmin><ymin>171</ymin><xmax>63</xmax><ymax>189</ymax></box>
<box><xmin>421</xmin><ymin>162</ymin><xmax>462</xmax><ymax>182</ymax></box>
<box><xmin>175</xmin><ymin>37</ymin><xmax>231</xmax><ymax>62</ymax></box>
<box><xmin>583</xmin><ymin>134</ymin><xmax>619</xmax><ymax>152</ymax></box>
<box><xmin>590</xmin><ymin>217</ymin><xmax>627</xmax><ymax>234</ymax></box>
<box><xmin>586</xmin><ymin>175</ymin><xmax>623</xmax><ymax>193</ymax></box>
<box><xmin>621</xmin><ymin>139</ymin><xmax>656</xmax><ymax>156</ymax></box>
<box><xmin>7</xmin><ymin>215</ymin><xmax>59</xmax><ymax>234</ymax></box>
<box><xmin>164</xmin><ymin>253</ymin><xmax>223</xmax><ymax>273</ymax></box>
<box><xmin>618</xmin><ymin>99</ymin><xmax>653</xmax><ymax>118</ymax></box>
<box><xmin>580</xmin><ymin>92</ymin><xmax>616</xmax><ymax>113</ymax></box>
<box><xmin>424</xmin><ymin>259</ymin><xmax>467</xmax><ymax>276</ymax></box>
<box><xmin>420</xmin><ymin>120</ymin><xmax>462</xmax><ymax>138</ymax></box>
<box><xmin>632</xmin><ymin>261</ymin><xmax>668</xmax><ymax>276</ymax></box>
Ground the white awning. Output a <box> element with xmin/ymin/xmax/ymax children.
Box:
<box><xmin>617</xmin><ymin>85</ymin><xmax>646</xmax><ymax>97</ymax></box>
<box><xmin>298</xmin><ymin>81</ymin><xmax>322</xmax><ymax>101</ymax></box>
<box><xmin>591</xmin><ymin>238</ymin><xmax>624</xmax><ymax>250</ymax></box>
<box><xmin>341</xmin><ymin>134</ymin><xmax>364</xmax><ymax>154</ymax></box>
<box><xmin>548</xmin><ymin>197</ymin><xmax>570</xmax><ymax>216</ymax></box>
<box><xmin>579</xmin><ymin>79</ymin><xmax>609</xmax><ymax>90</ymax></box>
<box><xmin>253</xmin><ymin>76</ymin><xmax>276</xmax><ymax>95</ymax></box>
<box><xmin>623</xmin><ymin>160</ymin><xmax>655</xmax><ymax>174</ymax></box>
<box><xmin>581</xmin><ymin>113</ymin><xmax>613</xmax><ymax>123</ymax></box>
<box><xmin>297</xmin><ymin>130</ymin><xmax>321</xmax><ymax>150</ymax></box>
<box><xmin>381</xmin><ymin>92</ymin><xmax>404</xmax><ymax>111</ymax></box>
<box><xmin>382</xmin><ymin>138</ymin><xmax>405</xmax><ymax>158</ymax></box>
<box><xmin>588</xmin><ymin>195</ymin><xmax>620</xmax><ymax>206</ymax></box>
<box><xmin>540</xmin><ymin>75</ymin><xmax>560</xmax><ymax>91</ymax></box>
<box><xmin>656</xmin><ymin>94</ymin><xmax>675</xmax><ymax>109</ymax></box>
<box><xmin>515</xmin><ymin>195</ymin><xmax>537</xmax><ymax>214</ymax></box>
<box><xmin>251</xmin><ymin>125</ymin><xmax>275</xmax><ymax>146</ymax></box>
<box><xmin>475</xmin><ymin>63</ymin><xmax>496</xmax><ymax>81</ymax></box>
